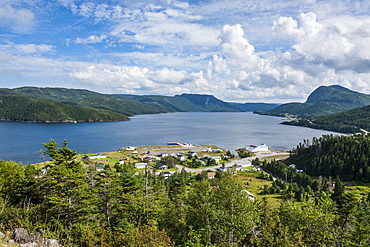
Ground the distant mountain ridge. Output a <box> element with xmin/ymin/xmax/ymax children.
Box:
<box><xmin>0</xmin><ymin>94</ymin><xmax>129</xmax><ymax>122</ymax></box>
<box><xmin>257</xmin><ymin>85</ymin><xmax>370</xmax><ymax>118</ymax></box>
<box><xmin>0</xmin><ymin>87</ymin><xmax>244</xmax><ymax>122</ymax></box>
<box><xmin>230</xmin><ymin>102</ymin><xmax>280</xmax><ymax>112</ymax></box>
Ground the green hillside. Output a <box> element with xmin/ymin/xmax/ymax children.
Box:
<box><xmin>117</xmin><ymin>93</ymin><xmax>240</xmax><ymax>112</ymax></box>
<box><xmin>285</xmin><ymin>134</ymin><xmax>370</xmax><ymax>181</ymax></box>
<box><xmin>5</xmin><ymin>87</ymin><xmax>240</xmax><ymax>113</ymax></box>
<box><xmin>0</xmin><ymin>94</ymin><xmax>129</xmax><ymax>122</ymax></box>
<box><xmin>7</xmin><ymin>87</ymin><xmax>163</xmax><ymax>116</ymax></box>
<box><xmin>282</xmin><ymin>104</ymin><xmax>370</xmax><ymax>133</ymax></box>
<box><xmin>0</xmin><ymin>87</ymin><xmax>241</xmax><ymax>122</ymax></box>
<box><xmin>230</xmin><ymin>102</ymin><xmax>280</xmax><ymax>112</ymax></box>
<box><xmin>258</xmin><ymin>85</ymin><xmax>370</xmax><ymax>118</ymax></box>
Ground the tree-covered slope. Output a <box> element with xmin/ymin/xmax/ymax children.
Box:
<box><xmin>306</xmin><ymin>85</ymin><xmax>370</xmax><ymax>106</ymax></box>
<box><xmin>178</xmin><ymin>94</ymin><xmax>239</xmax><ymax>111</ymax></box>
<box><xmin>0</xmin><ymin>94</ymin><xmax>129</xmax><ymax>122</ymax></box>
<box><xmin>286</xmin><ymin>134</ymin><xmax>370</xmax><ymax>182</ymax></box>
<box><xmin>230</xmin><ymin>102</ymin><xmax>280</xmax><ymax>112</ymax></box>
<box><xmin>120</xmin><ymin>93</ymin><xmax>240</xmax><ymax>112</ymax></box>
<box><xmin>6</xmin><ymin>87</ymin><xmax>163</xmax><ymax>116</ymax></box>
<box><xmin>282</xmin><ymin>104</ymin><xmax>370</xmax><ymax>133</ymax></box>
<box><xmin>5</xmin><ymin>87</ymin><xmax>240</xmax><ymax>115</ymax></box>
<box><xmin>258</xmin><ymin>85</ymin><xmax>370</xmax><ymax>118</ymax></box>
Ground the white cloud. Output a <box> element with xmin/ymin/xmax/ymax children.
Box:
<box><xmin>16</xmin><ymin>44</ymin><xmax>54</xmax><ymax>54</ymax></box>
<box><xmin>75</xmin><ymin>35</ymin><xmax>108</xmax><ymax>44</ymax></box>
<box><xmin>219</xmin><ymin>24</ymin><xmax>260</xmax><ymax>70</ymax></box>
<box><xmin>69</xmin><ymin>65</ymin><xmax>153</xmax><ymax>89</ymax></box>
<box><xmin>0</xmin><ymin>43</ymin><xmax>54</xmax><ymax>54</ymax></box>
<box><xmin>149</xmin><ymin>67</ymin><xmax>193</xmax><ymax>84</ymax></box>
<box><xmin>273</xmin><ymin>12</ymin><xmax>370</xmax><ymax>73</ymax></box>
<box><xmin>112</xmin><ymin>18</ymin><xmax>219</xmax><ymax>48</ymax></box>
<box><xmin>2</xmin><ymin>1</ymin><xmax>370</xmax><ymax>102</ymax></box>
<box><xmin>0</xmin><ymin>5</ymin><xmax>35</xmax><ymax>33</ymax></box>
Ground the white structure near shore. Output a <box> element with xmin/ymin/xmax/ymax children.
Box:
<box><xmin>246</xmin><ymin>144</ymin><xmax>269</xmax><ymax>153</ymax></box>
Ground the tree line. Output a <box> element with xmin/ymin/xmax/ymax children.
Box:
<box><xmin>0</xmin><ymin>94</ymin><xmax>129</xmax><ymax>122</ymax></box>
<box><xmin>286</xmin><ymin>134</ymin><xmax>370</xmax><ymax>182</ymax></box>
<box><xmin>0</xmin><ymin>139</ymin><xmax>369</xmax><ymax>246</ymax></box>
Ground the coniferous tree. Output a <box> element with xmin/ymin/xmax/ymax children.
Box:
<box><xmin>39</xmin><ymin>139</ymin><xmax>91</xmax><ymax>229</ymax></box>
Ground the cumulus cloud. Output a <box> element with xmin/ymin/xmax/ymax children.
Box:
<box><xmin>0</xmin><ymin>5</ymin><xmax>35</xmax><ymax>33</ymax></box>
<box><xmin>69</xmin><ymin>65</ymin><xmax>153</xmax><ymax>89</ymax></box>
<box><xmin>75</xmin><ymin>35</ymin><xmax>108</xmax><ymax>44</ymax></box>
<box><xmin>273</xmin><ymin>12</ymin><xmax>370</xmax><ymax>73</ymax></box>
<box><xmin>149</xmin><ymin>67</ymin><xmax>193</xmax><ymax>84</ymax></box>
<box><xmin>219</xmin><ymin>24</ymin><xmax>260</xmax><ymax>70</ymax></box>
<box><xmin>69</xmin><ymin>64</ymin><xmax>199</xmax><ymax>92</ymax></box>
<box><xmin>2</xmin><ymin>1</ymin><xmax>370</xmax><ymax>102</ymax></box>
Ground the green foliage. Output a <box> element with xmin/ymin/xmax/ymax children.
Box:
<box><xmin>258</xmin><ymin>85</ymin><xmax>370</xmax><ymax>118</ymax></box>
<box><xmin>1</xmin><ymin>138</ymin><xmax>370</xmax><ymax>246</ymax></box>
<box><xmin>283</xmin><ymin>104</ymin><xmax>370</xmax><ymax>133</ymax></box>
<box><xmin>158</xmin><ymin>156</ymin><xmax>178</xmax><ymax>169</ymax></box>
<box><xmin>0</xmin><ymin>94</ymin><xmax>129</xmax><ymax>122</ymax></box>
<box><xmin>235</xmin><ymin>148</ymin><xmax>253</xmax><ymax>158</ymax></box>
<box><xmin>231</xmin><ymin>102</ymin><xmax>280</xmax><ymax>112</ymax></box>
<box><xmin>287</xmin><ymin>134</ymin><xmax>370</xmax><ymax>182</ymax></box>
<box><xmin>0</xmin><ymin>87</ymin><xmax>241</xmax><ymax>123</ymax></box>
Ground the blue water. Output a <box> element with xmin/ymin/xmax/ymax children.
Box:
<box><xmin>0</xmin><ymin>112</ymin><xmax>338</xmax><ymax>164</ymax></box>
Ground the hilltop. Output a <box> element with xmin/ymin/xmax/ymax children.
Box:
<box><xmin>257</xmin><ymin>85</ymin><xmax>370</xmax><ymax>118</ymax></box>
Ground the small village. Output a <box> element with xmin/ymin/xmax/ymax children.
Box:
<box><xmin>84</xmin><ymin>142</ymin><xmax>290</xmax><ymax>202</ymax></box>
<box><xmin>87</xmin><ymin>142</ymin><xmax>288</xmax><ymax>173</ymax></box>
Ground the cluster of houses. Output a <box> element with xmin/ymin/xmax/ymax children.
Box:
<box><xmin>133</xmin><ymin>149</ymin><xmax>225</xmax><ymax>170</ymax></box>
<box><xmin>90</xmin><ymin>143</ymin><xmax>269</xmax><ymax>172</ymax></box>
<box><xmin>217</xmin><ymin>159</ymin><xmax>252</xmax><ymax>172</ymax></box>
<box><xmin>88</xmin><ymin>143</ymin><xmax>269</xmax><ymax>176</ymax></box>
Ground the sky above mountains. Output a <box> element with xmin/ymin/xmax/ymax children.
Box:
<box><xmin>1</xmin><ymin>0</ymin><xmax>370</xmax><ymax>103</ymax></box>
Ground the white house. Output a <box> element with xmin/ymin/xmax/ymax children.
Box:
<box><xmin>90</xmin><ymin>154</ymin><xmax>107</xmax><ymax>159</ymax></box>
<box><xmin>177</xmin><ymin>155</ymin><xmax>186</xmax><ymax>161</ymax></box>
<box><xmin>134</xmin><ymin>162</ymin><xmax>147</xmax><ymax>169</ymax></box>
<box><xmin>246</xmin><ymin>144</ymin><xmax>269</xmax><ymax>153</ymax></box>
<box><xmin>235</xmin><ymin>160</ymin><xmax>252</xmax><ymax>167</ymax></box>
<box><xmin>212</xmin><ymin>156</ymin><xmax>222</xmax><ymax>164</ymax></box>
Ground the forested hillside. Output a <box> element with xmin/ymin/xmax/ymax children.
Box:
<box><xmin>128</xmin><ymin>93</ymin><xmax>240</xmax><ymax>112</ymax></box>
<box><xmin>282</xmin><ymin>104</ymin><xmax>370</xmax><ymax>133</ymax></box>
<box><xmin>0</xmin><ymin>139</ymin><xmax>370</xmax><ymax>246</ymax></box>
<box><xmin>257</xmin><ymin>85</ymin><xmax>370</xmax><ymax>118</ymax></box>
<box><xmin>5</xmin><ymin>87</ymin><xmax>165</xmax><ymax>116</ymax></box>
<box><xmin>0</xmin><ymin>94</ymin><xmax>129</xmax><ymax>122</ymax></box>
<box><xmin>0</xmin><ymin>87</ymin><xmax>240</xmax><ymax>123</ymax></box>
<box><xmin>286</xmin><ymin>134</ymin><xmax>370</xmax><ymax>181</ymax></box>
<box><xmin>229</xmin><ymin>102</ymin><xmax>280</xmax><ymax>111</ymax></box>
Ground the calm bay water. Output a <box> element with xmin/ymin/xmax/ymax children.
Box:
<box><xmin>0</xmin><ymin>112</ymin><xmax>339</xmax><ymax>164</ymax></box>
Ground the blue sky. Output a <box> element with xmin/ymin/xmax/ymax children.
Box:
<box><xmin>1</xmin><ymin>0</ymin><xmax>370</xmax><ymax>102</ymax></box>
